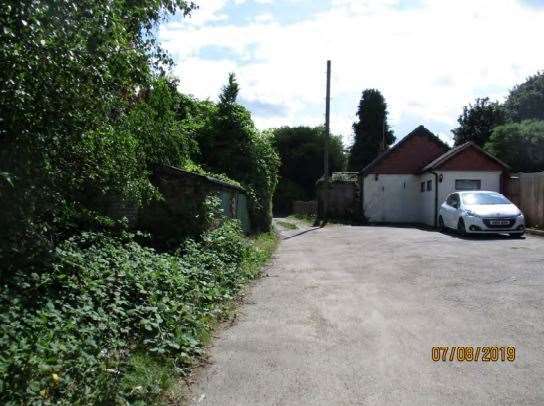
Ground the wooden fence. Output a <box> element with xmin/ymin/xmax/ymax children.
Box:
<box><xmin>506</xmin><ymin>172</ymin><xmax>544</xmax><ymax>228</ymax></box>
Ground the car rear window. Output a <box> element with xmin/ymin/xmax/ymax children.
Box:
<box><xmin>462</xmin><ymin>193</ymin><xmax>510</xmax><ymax>205</ymax></box>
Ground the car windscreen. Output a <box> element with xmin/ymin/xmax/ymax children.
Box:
<box><xmin>461</xmin><ymin>193</ymin><xmax>510</xmax><ymax>205</ymax></box>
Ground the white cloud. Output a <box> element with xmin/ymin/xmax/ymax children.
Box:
<box><xmin>182</xmin><ymin>0</ymin><xmax>231</xmax><ymax>26</ymax></box>
<box><xmin>160</xmin><ymin>0</ymin><xmax>544</xmax><ymax>146</ymax></box>
<box><xmin>173</xmin><ymin>57</ymin><xmax>238</xmax><ymax>99</ymax></box>
<box><xmin>253</xmin><ymin>13</ymin><xmax>275</xmax><ymax>23</ymax></box>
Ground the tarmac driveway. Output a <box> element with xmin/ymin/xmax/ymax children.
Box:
<box><xmin>189</xmin><ymin>221</ymin><xmax>544</xmax><ymax>405</ymax></box>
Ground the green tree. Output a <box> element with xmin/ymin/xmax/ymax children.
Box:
<box><xmin>198</xmin><ymin>74</ymin><xmax>256</xmax><ymax>177</ymax></box>
<box><xmin>195</xmin><ymin>74</ymin><xmax>279</xmax><ymax>232</ymax></box>
<box><xmin>272</xmin><ymin>126</ymin><xmax>345</xmax><ymax>214</ymax></box>
<box><xmin>219</xmin><ymin>73</ymin><xmax>240</xmax><ymax>105</ymax></box>
<box><xmin>0</xmin><ymin>0</ymin><xmax>196</xmax><ymax>270</ymax></box>
<box><xmin>484</xmin><ymin>120</ymin><xmax>544</xmax><ymax>172</ymax></box>
<box><xmin>504</xmin><ymin>71</ymin><xmax>544</xmax><ymax>122</ymax></box>
<box><xmin>452</xmin><ymin>98</ymin><xmax>506</xmax><ymax>146</ymax></box>
<box><xmin>348</xmin><ymin>89</ymin><xmax>395</xmax><ymax>171</ymax></box>
<box><xmin>122</xmin><ymin>77</ymin><xmax>197</xmax><ymax>170</ymax></box>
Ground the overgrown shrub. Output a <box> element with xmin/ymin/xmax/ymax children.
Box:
<box><xmin>0</xmin><ymin>221</ymin><xmax>273</xmax><ymax>404</ymax></box>
<box><xmin>193</xmin><ymin>74</ymin><xmax>280</xmax><ymax>233</ymax></box>
<box><xmin>122</xmin><ymin>78</ymin><xmax>197</xmax><ymax>171</ymax></box>
<box><xmin>138</xmin><ymin>191</ymin><xmax>227</xmax><ymax>250</ymax></box>
<box><xmin>0</xmin><ymin>4</ymin><xmax>280</xmax><ymax>402</ymax></box>
<box><xmin>247</xmin><ymin>131</ymin><xmax>281</xmax><ymax>232</ymax></box>
<box><xmin>0</xmin><ymin>0</ymin><xmax>196</xmax><ymax>272</ymax></box>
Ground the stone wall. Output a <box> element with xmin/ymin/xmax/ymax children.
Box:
<box><xmin>327</xmin><ymin>180</ymin><xmax>359</xmax><ymax>219</ymax></box>
<box><xmin>316</xmin><ymin>177</ymin><xmax>360</xmax><ymax>220</ymax></box>
<box><xmin>105</xmin><ymin>195</ymin><xmax>139</xmax><ymax>226</ymax></box>
<box><xmin>137</xmin><ymin>166</ymin><xmax>250</xmax><ymax>246</ymax></box>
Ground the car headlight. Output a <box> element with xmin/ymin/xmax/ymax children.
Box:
<box><xmin>464</xmin><ymin>209</ymin><xmax>480</xmax><ymax>217</ymax></box>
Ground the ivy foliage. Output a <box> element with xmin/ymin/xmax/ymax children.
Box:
<box><xmin>195</xmin><ymin>74</ymin><xmax>280</xmax><ymax>232</ymax></box>
<box><xmin>0</xmin><ymin>220</ymin><xmax>270</xmax><ymax>404</ymax></box>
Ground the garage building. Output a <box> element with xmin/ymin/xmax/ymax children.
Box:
<box><xmin>360</xmin><ymin>126</ymin><xmax>510</xmax><ymax>227</ymax></box>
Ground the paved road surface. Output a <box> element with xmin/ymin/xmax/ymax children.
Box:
<box><xmin>189</xmin><ymin>220</ymin><xmax>544</xmax><ymax>405</ymax></box>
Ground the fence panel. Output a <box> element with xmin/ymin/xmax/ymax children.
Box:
<box><xmin>519</xmin><ymin>172</ymin><xmax>544</xmax><ymax>228</ymax></box>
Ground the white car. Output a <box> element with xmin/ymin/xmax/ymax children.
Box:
<box><xmin>438</xmin><ymin>191</ymin><xmax>525</xmax><ymax>237</ymax></box>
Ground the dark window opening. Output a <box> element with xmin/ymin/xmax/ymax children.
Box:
<box><xmin>426</xmin><ymin>180</ymin><xmax>432</xmax><ymax>191</ymax></box>
<box><xmin>446</xmin><ymin>193</ymin><xmax>460</xmax><ymax>208</ymax></box>
<box><xmin>420</xmin><ymin>182</ymin><xmax>425</xmax><ymax>192</ymax></box>
<box><xmin>455</xmin><ymin>179</ymin><xmax>481</xmax><ymax>191</ymax></box>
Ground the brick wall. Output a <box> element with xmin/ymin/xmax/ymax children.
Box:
<box><xmin>436</xmin><ymin>147</ymin><xmax>505</xmax><ymax>171</ymax></box>
<box><xmin>369</xmin><ymin>133</ymin><xmax>448</xmax><ymax>174</ymax></box>
<box><xmin>137</xmin><ymin>166</ymin><xmax>250</xmax><ymax>246</ymax></box>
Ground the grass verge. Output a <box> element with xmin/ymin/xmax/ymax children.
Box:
<box><xmin>287</xmin><ymin>213</ymin><xmax>314</xmax><ymax>225</ymax></box>
<box><xmin>276</xmin><ymin>220</ymin><xmax>298</xmax><ymax>230</ymax></box>
<box><xmin>246</xmin><ymin>231</ymin><xmax>279</xmax><ymax>271</ymax></box>
<box><xmin>144</xmin><ymin>230</ymin><xmax>279</xmax><ymax>405</ymax></box>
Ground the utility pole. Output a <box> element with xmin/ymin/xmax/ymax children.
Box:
<box><xmin>322</xmin><ymin>60</ymin><xmax>331</xmax><ymax>224</ymax></box>
<box><xmin>315</xmin><ymin>60</ymin><xmax>332</xmax><ymax>227</ymax></box>
<box><xmin>324</xmin><ymin>60</ymin><xmax>331</xmax><ymax>179</ymax></box>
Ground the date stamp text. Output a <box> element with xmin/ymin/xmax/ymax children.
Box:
<box><xmin>432</xmin><ymin>346</ymin><xmax>516</xmax><ymax>362</ymax></box>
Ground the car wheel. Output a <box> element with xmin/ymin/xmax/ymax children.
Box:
<box><xmin>438</xmin><ymin>216</ymin><xmax>446</xmax><ymax>232</ymax></box>
<box><xmin>457</xmin><ymin>218</ymin><xmax>466</xmax><ymax>236</ymax></box>
<box><xmin>509</xmin><ymin>232</ymin><xmax>525</xmax><ymax>239</ymax></box>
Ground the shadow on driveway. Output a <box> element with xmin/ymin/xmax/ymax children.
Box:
<box><xmin>439</xmin><ymin>229</ymin><xmax>526</xmax><ymax>241</ymax></box>
<box><xmin>281</xmin><ymin>227</ymin><xmax>321</xmax><ymax>241</ymax></box>
<box><xmin>350</xmin><ymin>222</ymin><xmax>526</xmax><ymax>241</ymax></box>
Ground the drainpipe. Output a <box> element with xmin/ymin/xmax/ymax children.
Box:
<box><xmin>432</xmin><ymin>171</ymin><xmax>439</xmax><ymax>228</ymax></box>
<box><xmin>359</xmin><ymin>173</ymin><xmax>364</xmax><ymax>221</ymax></box>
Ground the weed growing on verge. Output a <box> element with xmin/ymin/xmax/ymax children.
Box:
<box><xmin>276</xmin><ymin>220</ymin><xmax>298</xmax><ymax>230</ymax></box>
<box><xmin>287</xmin><ymin>214</ymin><xmax>315</xmax><ymax>225</ymax></box>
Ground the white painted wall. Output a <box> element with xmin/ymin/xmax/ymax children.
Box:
<box><xmin>437</xmin><ymin>171</ymin><xmax>501</xmax><ymax>207</ymax></box>
<box><xmin>418</xmin><ymin>173</ymin><xmax>436</xmax><ymax>226</ymax></box>
<box><xmin>363</xmin><ymin>174</ymin><xmax>420</xmax><ymax>223</ymax></box>
<box><xmin>428</xmin><ymin>170</ymin><xmax>502</xmax><ymax>226</ymax></box>
<box><xmin>363</xmin><ymin>171</ymin><xmax>502</xmax><ymax>226</ymax></box>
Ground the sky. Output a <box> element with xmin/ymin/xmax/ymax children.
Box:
<box><xmin>159</xmin><ymin>0</ymin><xmax>544</xmax><ymax>146</ymax></box>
